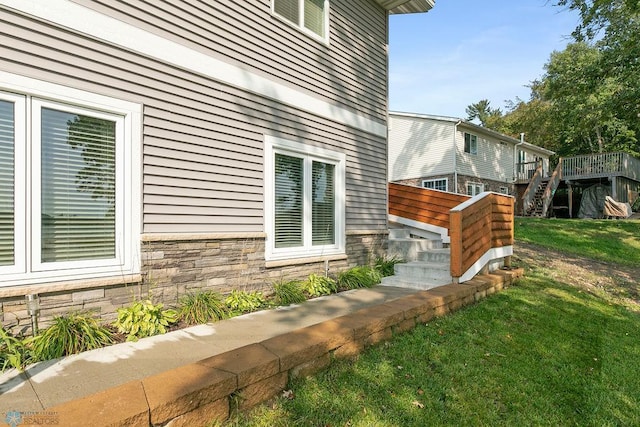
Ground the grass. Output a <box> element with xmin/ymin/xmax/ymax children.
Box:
<box><xmin>222</xmin><ymin>218</ymin><xmax>640</xmax><ymax>426</ymax></box>
<box><xmin>515</xmin><ymin>217</ymin><xmax>640</xmax><ymax>266</ymax></box>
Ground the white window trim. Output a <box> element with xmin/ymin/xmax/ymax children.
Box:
<box><xmin>466</xmin><ymin>181</ymin><xmax>484</xmax><ymax>196</ymax></box>
<box><xmin>0</xmin><ymin>73</ymin><xmax>141</xmax><ymax>287</ymax></box>
<box><xmin>271</xmin><ymin>0</ymin><xmax>330</xmax><ymax>44</ymax></box>
<box><xmin>422</xmin><ymin>178</ymin><xmax>448</xmax><ymax>192</ymax></box>
<box><xmin>0</xmin><ymin>92</ymin><xmax>26</xmax><ymax>276</ymax></box>
<box><xmin>464</xmin><ymin>132</ymin><xmax>478</xmax><ymax>155</ymax></box>
<box><xmin>264</xmin><ymin>135</ymin><xmax>345</xmax><ymax>261</ymax></box>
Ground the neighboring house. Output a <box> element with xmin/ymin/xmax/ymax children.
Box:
<box><xmin>0</xmin><ymin>0</ymin><xmax>434</xmax><ymax>332</ymax></box>
<box><xmin>389</xmin><ymin>112</ymin><xmax>554</xmax><ymax>196</ymax></box>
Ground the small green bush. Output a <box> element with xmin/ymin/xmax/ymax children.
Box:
<box><xmin>225</xmin><ymin>290</ymin><xmax>267</xmax><ymax>316</ymax></box>
<box><xmin>178</xmin><ymin>291</ymin><xmax>228</xmax><ymax>325</ymax></box>
<box><xmin>374</xmin><ymin>256</ymin><xmax>404</xmax><ymax>277</ymax></box>
<box><xmin>31</xmin><ymin>313</ymin><xmax>114</xmax><ymax>361</ymax></box>
<box><xmin>0</xmin><ymin>326</ymin><xmax>31</xmax><ymax>372</ymax></box>
<box><xmin>302</xmin><ymin>273</ymin><xmax>337</xmax><ymax>297</ymax></box>
<box><xmin>272</xmin><ymin>280</ymin><xmax>306</xmax><ymax>305</ymax></box>
<box><xmin>337</xmin><ymin>266</ymin><xmax>382</xmax><ymax>290</ymax></box>
<box><xmin>113</xmin><ymin>300</ymin><xmax>177</xmax><ymax>341</ymax></box>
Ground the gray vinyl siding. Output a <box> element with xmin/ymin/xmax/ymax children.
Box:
<box><xmin>71</xmin><ymin>0</ymin><xmax>388</xmax><ymax>121</ymax></box>
<box><xmin>0</xmin><ymin>2</ymin><xmax>388</xmax><ymax>234</ymax></box>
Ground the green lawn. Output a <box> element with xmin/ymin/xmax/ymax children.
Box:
<box><xmin>515</xmin><ymin>217</ymin><xmax>640</xmax><ymax>266</ymax></box>
<box><xmin>220</xmin><ymin>218</ymin><xmax>640</xmax><ymax>426</ymax></box>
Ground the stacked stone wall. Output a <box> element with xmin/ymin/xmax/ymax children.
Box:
<box><xmin>1</xmin><ymin>232</ymin><xmax>388</xmax><ymax>335</ymax></box>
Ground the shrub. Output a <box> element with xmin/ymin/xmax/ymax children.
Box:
<box><xmin>225</xmin><ymin>290</ymin><xmax>267</xmax><ymax>316</ymax></box>
<box><xmin>302</xmin><ymin>273</ymin><xmax>337</xmax><ymax>297</ymax></box>
<box><xmin>30</xmin><ymin>313</ymin><xmax>114</xmax><ymax>361</ymax></box>
<box><xmin>374</xmin><ymin>256</ymin><xmax>404</xmax><ymax>277</ymax></box>
<box><xmin>178</xmin><ymin>291</ymin><xmax>228</xmax><ymax>325</ymax></box>
<box><xmin>113</xmin><ymin>300</ymin><xmax>177</xmax><ymax>341</ymax></box>
<box><xmin>337</xmin><ymin>266</ymin><xmax>382</xmax><ymax>290</ymax></box>
<box><xmin>272</xmin><ymin>280</ymin><xmax>306</xmax><ymax>306</ymax></box>
<box><xmin>0</xmin><ymin>327</ymin><xmax>31</xmax><ymax>372</ymax></box>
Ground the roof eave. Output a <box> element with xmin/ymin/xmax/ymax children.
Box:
<box><xmin>376</xmin><ymin>0</ymin><xmax>435</xmax><ymax>14</ymax></box>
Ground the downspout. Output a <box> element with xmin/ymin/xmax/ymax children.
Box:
<box><xmin>513</xmin><ymin>132</ymin><xmax>525</xmax><ymax>182</ymax></box>
<box><xmin>453</xmin><ymin>120</ymin><xmax>461</xmax><ymax>193</ymax></box>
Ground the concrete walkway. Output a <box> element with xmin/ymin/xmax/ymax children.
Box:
<box><xmin>0</xmin><ymin>270</ymin><xmax>523</xmax><ymax>426</ymax></box>
<box><xmin>0</xmin><ymin>286</ymin><xmax>418</xmax><ymax>413</ymax></box>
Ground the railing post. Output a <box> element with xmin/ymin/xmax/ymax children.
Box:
<box><xmin>449</xmin><ymin>209</ymin><xmax>463</xmax><ymax>280</ymax></box>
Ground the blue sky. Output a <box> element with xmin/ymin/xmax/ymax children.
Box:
<box><xmin>388</xmin><ymin>0</ymin><xmax>580</xmax><ymax>118</ymax></box>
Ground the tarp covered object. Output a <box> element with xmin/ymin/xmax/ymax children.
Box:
<box><xmin>578</xmin><ymin>184</ymin><xmax>611</xmax><ymax>219</ymax></box>
<box><xmin>603</xmin><ymin>196</ymin><xmax>632</xmax><ymax>218</ymax></box>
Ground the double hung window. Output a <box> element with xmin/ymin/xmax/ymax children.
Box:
<box><xmin>464</xmin><ymin>132</ymin><xmax>478</xmax><ymax>155</ymax></box>
<box><xmin>0</xmin><ymin>78</ymin><xmax>140</xmax><ymax>287</ymax></box>
<box><xmin>265</xmin><ymin>136</ymin><xmax>344</xmax><ymax>260</ymax></box>
<box><xmin>273</xmin><ymin>0</ymin><xmax>328</xmax><ymax>40</ymax></box>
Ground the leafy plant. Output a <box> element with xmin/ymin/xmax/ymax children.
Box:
<box><xmin>337</xmin><ymin>266</ymin><xmax>382</xmax><ymax>290</ymax></box>
<box><xmin>30</xmin><ymin>313</ymin><xmax>114</xmax><ymax>361</ymax></box>
<box><xmin>113</xmin><ymin>300</ymin><xmax>177</xmax><ymax>341</ymax></box>
<box><xmin>0</xmin><ymin>326</ymin><xmax>31</xmax><ymax>372</ymax></box>
<box><xmin>302</xmin><ymin>273</ymin><xmax>337</xmax><ymax>297</ymax></box>
<box><xmin>272</xmin><ymin>280</ymin><xmax>307</xmax><ymax>306</ymax></box>
<box><xmin>225</xmin><ymin>290</ymin><xmax>267</xmax><ymax>316</ymax></box>
<box><xmin>374</xmin><ymin>256</ymin><xmax>404</xmax><ymax>277</ymax></box>
<box><xmin>178</xmin><ymin>291</ymin><xmax>228</xmax><ymax>325</ymax></box>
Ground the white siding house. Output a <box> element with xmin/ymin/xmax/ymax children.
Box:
<box><xmin>389</xmin><ymin>112</ymin><xmax>554</xmax><ymax>195</ymax></box>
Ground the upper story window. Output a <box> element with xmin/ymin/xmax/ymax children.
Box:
<box><xmin>464</xmin><ymin>132</ymin><xmax>478</xmax><ymax>155</ymax></box>
<box><xmin>273</xmin><ymin>0</ymin><xmax>328</xmax><ymax>41</ymax></box>
<box><xmin>422</xmin><ymin>178</ymin><xmax>448</xmax><ymax>192</ymax></box>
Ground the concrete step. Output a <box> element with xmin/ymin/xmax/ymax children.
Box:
<box><xmin>380</xmin><ymin>276</ymin><xmax>449</xmax><ymax>291</ymax></box>
<box><xmin>394</xmin><ymin>261</ymin><xmax>452</xmax><ymax>282</ymax></box>
<box><xmin>387</xmin><ymin>238</ymin><xmax>443</xmax><ymax>262</ymax></box>
<box><xmin>388</xmin><ymin>228</ymin><xmax>411</xmax><ymax>239</ymax></box>
<box><xmin>417</xmin><ymin>248</ymin><xmax>451</xmax><ymax>263</ymax></box>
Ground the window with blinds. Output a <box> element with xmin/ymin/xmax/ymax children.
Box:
<box><xmin>311</xmin><ymin>161</ymin><xmax>334</xmax><ymax>245</ymax></box>
<box><xmin>0</xmin><ymin>100</ymin><xmax>14</xmax><ymax>266</ymax></box>
<box><xmin>273</xmin><ymin>0</ymin><xmax>327</xmax><ymax>40</ymax></box>
<box><xmin>275</xmin><ymin>153</ymin><xmax>304</xmax><ymax>248</ymax></box>
<box><xmin>40</xmin><ymin>108</ymin><xmax>116</xmax><ymax>262</ymax></box>
<box><xmin>0</xmin><ymin>81</ymin><xmax>138</xmax><ymax>287</ymax></box>
<box><xmin>266</xmin><ymin>136</ymin><xmax>344</xmax><ymax>260</ymax></box>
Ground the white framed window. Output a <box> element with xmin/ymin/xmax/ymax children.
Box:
<box><xmin>422</xmin><ymin>178</ymin><xmax>448</xmax><ymax>192</ymax></box>
<box><xmin>466</xmin><ymin>182</ymin><xmax>484</xmax><ymax>196</ymax></box>
<box><xmin>464</xmin><ymin>132</ymin><xmax>478</xmax><ymax>155</ymax></box>
<box><xmin>499</xmin><ymin>186</ymin><xmax>510</xmax><ymax>195</ymax></box>
<box><xmin>0</xmin><ymin>74</ymin><xmax>141</xmax><ymax>287</ymax></box>
<box><xmin>265</xmin><ymin>136</ymin><xmax>345</xmax><ymax>261</ymax></box>
<box><xmin>273</xmin><ymin>0</ymin><xmax>329</xmax><ymax>41</ymax></box>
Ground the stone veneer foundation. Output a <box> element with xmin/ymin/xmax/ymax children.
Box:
<box><xmin>0</xmin><ymin>231</ymin><xmax>387</xmax><ymax>335</ymax></box>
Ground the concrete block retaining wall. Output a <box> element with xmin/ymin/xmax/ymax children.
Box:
<box><xmin>45</xmin><ymin>269</ymin><xmax>523</xmax><ymax>426</ymax></box>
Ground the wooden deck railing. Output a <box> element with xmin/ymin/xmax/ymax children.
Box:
<box><xmin>541</xmin><ymin>162</ymin><xmax>562</xmax><ymax>217</ymax></box>
<box><xmin>561</xmin><ymin>152</ymin><xmax>640</xmax><ymax>181</ymax></box>
<box><xmin>388</xmin><ymin>183</ymin><xmax>514</xmax><ymax>282</ymax></box>
<box><xmin>521</xmin><ymin>165</ymin><xmax>543</xmax><ymax>215</ymax></box>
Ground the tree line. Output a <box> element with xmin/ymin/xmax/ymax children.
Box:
<box><xmin>466</xmin><ymin>0</ymin><xmax>639</xmax><ymax>159</ymax></box>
